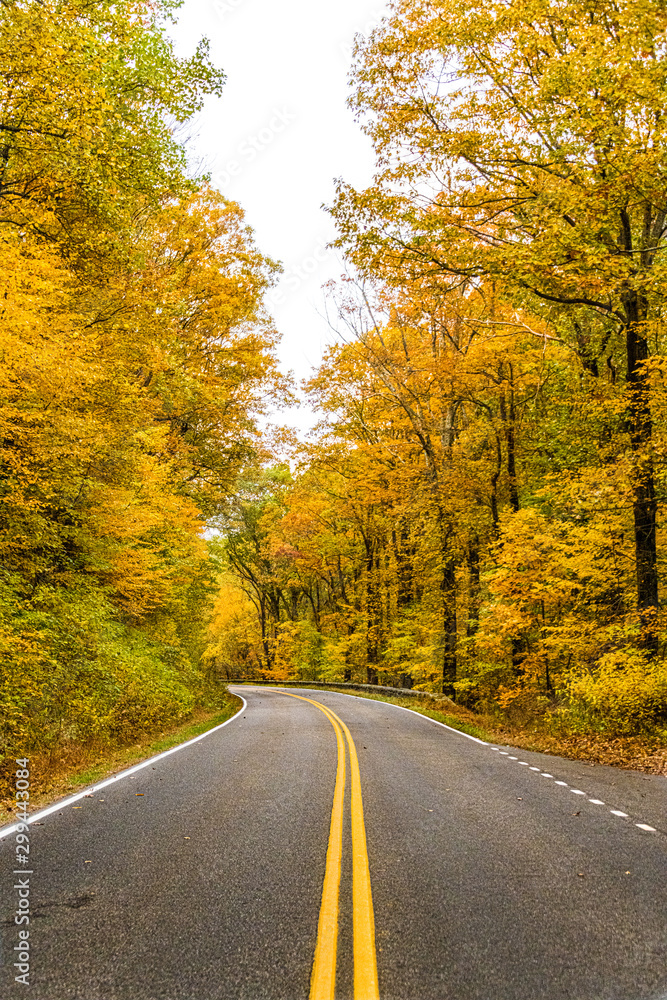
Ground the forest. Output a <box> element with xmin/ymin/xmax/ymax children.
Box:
<box><xmin>2</xmin><ymin>0</ymin><xmax>667</xmax><ymax>789</ymax></box>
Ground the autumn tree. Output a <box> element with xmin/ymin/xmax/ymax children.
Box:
<box><xmin>0</xmin><ymin>0</ymin><xmax>222</xmax><ymax>255</ymax></box>
<box><xmin>333</xmin><ymin>0</ymin><xmax>667</xmax><ymax>626</ymax></box>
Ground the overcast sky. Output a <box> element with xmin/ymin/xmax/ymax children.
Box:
<box><xmin>173</xmin><ymin>0</ymin><xmax>388</xmax><ymax>429</ymax></box>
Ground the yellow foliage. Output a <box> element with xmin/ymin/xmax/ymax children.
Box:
<box><xmin>571</xmin><ymin>650</ymin><xmax>667</xmax><ymax>732</ymax></box>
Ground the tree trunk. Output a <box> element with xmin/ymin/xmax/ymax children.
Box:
<box><xmin>490</xmin><ymin>434</ymin><xmax>501</xmax><ymax>534</ymax></box>
<box><xmin>467</xmin><ymin>538</ymin><xmax>480</xmax><ymax>637</ymax></box>
<box><xmin>365</xmin><ymin>541</ymin><xmax>381</xmax><ymax>683</ymax></box>
<box><xmin>392</xmin><ymin>522</ymin><xmax>413</xmax><ymax>607</ymax></box>
<box><xmin>441</xmin><ymin>559</ymin><xmax>457</xmax><ymax>698</ymax></box>
<box><xmin>260</xmin><ymin>597</ymin><xmax>271</xmax><ymax>669</ymax></box>
<box><xmin>624</xmin><ymin>290</ymin><xmax>659</xmax><ymax>627</ymax></box>
<box><xmin>506</xmin><ymin>375</ymin><xmax>520</xmax><ymax>513</ymax></box>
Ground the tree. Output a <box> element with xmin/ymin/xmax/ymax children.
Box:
<box><xmin>0</xmin><ymin>0</ymin><xmax>223</xmax><ymax>259</ymax></box>
<box><xmin>333</xmin><ymin>0</ymin><xmax>667</xmax><ymax>624</ymax></box>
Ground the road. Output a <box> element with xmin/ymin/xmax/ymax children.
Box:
<box><xmin>0</xmin><ymin>685</ymin><xmax>666</xmax><ymax>999</ymax></box>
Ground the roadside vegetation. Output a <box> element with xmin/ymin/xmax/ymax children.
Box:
<box><xmin>0</xmin><ymin>1</ymin><xmax>282</xmax><ymax>798</ymax></box>
<box><xmin>0</xmin><ymin>691</ymin><xmax>243</xmax><ymax>827</ymax></box>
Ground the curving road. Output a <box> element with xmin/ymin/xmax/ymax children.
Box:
<box><xmin>0</xmin><ymin>685</ymin><xmax>666</xmax><ymax>999</ymax></box>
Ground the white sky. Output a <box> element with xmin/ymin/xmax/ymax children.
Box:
<box><xmin>173</xmin><ymin>0</ymin><xmax>388</xmax><ymax>431</ymax></box>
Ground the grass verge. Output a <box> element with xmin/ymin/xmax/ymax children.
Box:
<box><xmin>0</xmin><ymin>694</ymin><xmax>243</xmax><ymax>828</ymax></box>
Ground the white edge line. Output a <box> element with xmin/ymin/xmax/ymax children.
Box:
<box><xmin>235</xmin><ymin>689</ymin><xmax>662</xmax><ymax>833</ymax></box>
<box><xmin>246</xmin><ymin>685</ymin><xmax>488</xmax><ymax>745</ymax></box>
<box><xmin>0</xmin><ymin>697</ymin><xmax>248</xmax><ymax>842</ymax></box>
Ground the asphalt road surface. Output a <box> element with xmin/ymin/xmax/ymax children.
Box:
<box><xmin>1</xmin><ymin>685</ymin><xmax>666</xmax><ymax>999</ymax></box>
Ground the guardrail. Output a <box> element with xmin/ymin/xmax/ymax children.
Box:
<box><xmin>236</xmin><ymin>679</ymin><xmax>455</xmax><ymax>705</ymax></box>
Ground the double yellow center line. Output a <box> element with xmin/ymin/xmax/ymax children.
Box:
<box><xmin>277</xmin><ymin>692</ymin><xmax>379</xmax><ymax>1000</ymax></box>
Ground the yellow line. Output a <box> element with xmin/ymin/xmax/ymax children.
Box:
<box><xmin>277</xmin><ymin>693</ymin><xmax>345</xmax><ymax>1000</ymax></box>
<box><xmin>337</xmin><ymin>712</ymin><xmax>380</xmax><ymax>1000</ymax></box>
<box><xmin>311</xmin><ymin>708</ymin><xmax>346</xmax><ymax>999</ymax></box>
<box><xmin>276</xmin><ymin>691</ymin><xmax>380</xmax><ymax>1000</ymax></box>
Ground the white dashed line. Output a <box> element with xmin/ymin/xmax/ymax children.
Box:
<box><xmin>491</xmin><ymin>744</ymin><xmax>657</xmax><ymax>833</ymax></box>
<box><xmin>333</xmin><ymin>688</ymin><xmax>659</xmax><ymax>839</ymax></box>
<box><xmin>260</xmin><ymin>691</ymin><xmax>660</xmax><ymax>837</ymax></box>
